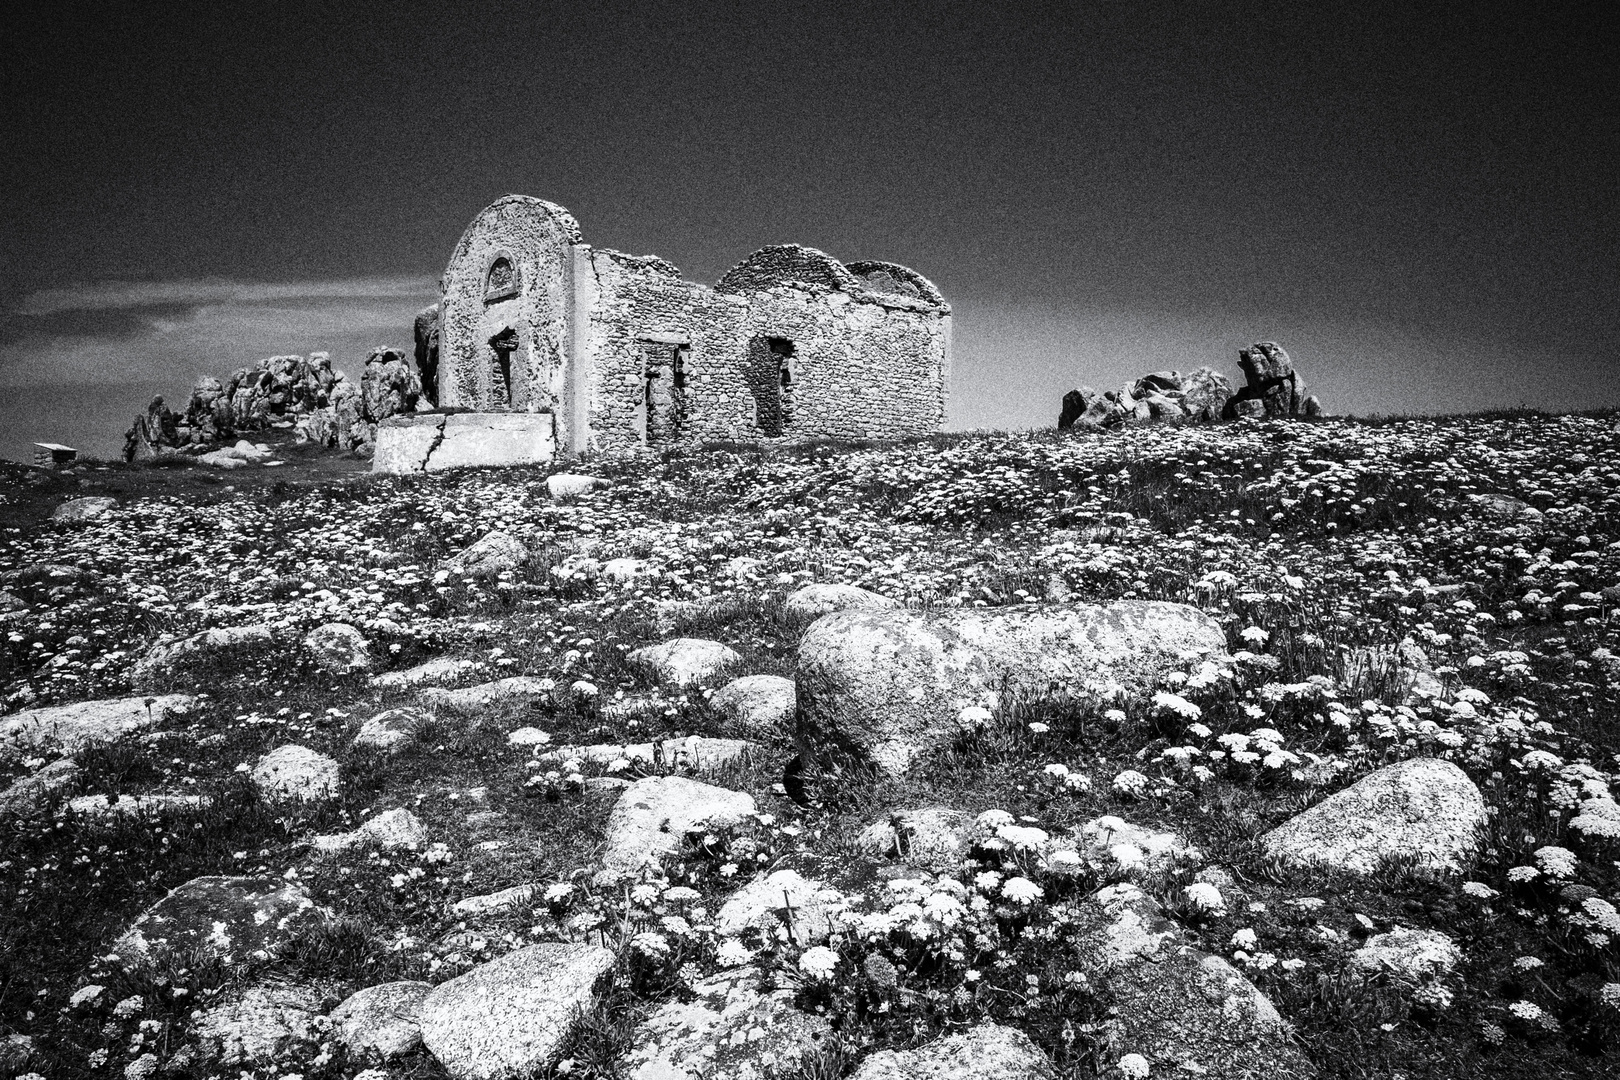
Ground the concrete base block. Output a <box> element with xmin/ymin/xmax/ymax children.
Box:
<box><xmin>372</xmin><ymin>412</ymin><xmax>556</xmax><ymax>473</ymax></box>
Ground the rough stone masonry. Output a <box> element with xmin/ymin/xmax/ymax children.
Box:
<box><xmin>393</xmin><ymin>194</ymin><xmax>951</xmax><ymax>467</ymax></box>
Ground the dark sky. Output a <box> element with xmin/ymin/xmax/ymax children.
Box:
<box><xmin>5</xmin><ymin>0</ymin><xmax>1617</xmax><ymax>428</ymax></box>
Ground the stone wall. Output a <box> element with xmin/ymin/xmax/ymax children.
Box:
<box><xmin>438</xmin><ymin>196</ymin><xmax>580</xmax><ymax>421</ymax></box>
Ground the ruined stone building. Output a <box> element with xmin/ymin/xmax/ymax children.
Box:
<box><xmin>411</xmin><ymin>195</ymin><xmax>951</xmax><ymax>458</ymax></box>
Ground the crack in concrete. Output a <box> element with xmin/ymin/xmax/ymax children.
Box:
<box><xmin>417</xmin><ymin>416</ymin><xmax>448</xmax><ymax>472</ymax></box>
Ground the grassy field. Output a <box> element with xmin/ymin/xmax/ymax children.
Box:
<box><xmin>1</xmin><ymin>410</ymin><xmax>1617</xmax><ymax>1078</ymax></box>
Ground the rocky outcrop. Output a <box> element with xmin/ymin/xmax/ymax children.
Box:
<box><xmin>1</xmin><ymin>694</ymin><xmax>194</xmax><ymax>755</ymax></box>
<box><xmin>1058</xmin><ymin>368</ymin><xmax>1234</xmax><ymax>431</ymax></box>
<box><xmin>1260</xmin><ymin>758</ymin><xmax>1486</xmax><ymax>876</ymax></box>
<box><xmin>1058</xmin><ymin>344</ymin><xmax>1324</xmax><ymax>430</ymax></box>
<box><xmin>797</xmin><ymin>601</ymin><xmax>1228</xmax><ymax>775</ymax></box>
<box><xmin>1223</xmin><ymin>341</ymin><xmax>1321</xmax><ymax>419</ymax></box>
<box><xmin>415</xmin><ymin>304</ymin><xmax>441</xmax><ymax>406</ymax></box>
<box><xmin>122</xmin><ymin>396</ymin><xmax>181</xmax><ymax>461</ymax></box>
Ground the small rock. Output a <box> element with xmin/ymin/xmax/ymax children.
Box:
<box><xmin>507</xmin><ymin>726</ymin><xmax>551</xmax><ymax>747</ymax></box>
<box><xmin>603</xmin><ymin>557</ymin><xmax>653</xmax><ymax>582</ymax></box>
<box><xmin>370</xmin><ymin>656</ymin><xmax>482</xmax><ymax>691</ymax></box>
<box><xmin>555</xmin><ymin>736</ymin><xmax>755</xmax><ymax>774</ymax></box>
<box><xmin>313</xmin><ymin>807</ymin><xmax>428</xmax><ymax>853</ymax></box>
<box><xmin>1469</xmin><ymin>493</ymin><xmax>1544</xmax><ymax>524</ymax></box>
<box><xmin>783</xmin><ymin>582</ymin><xmax>898</xmax><ymax>621</ymax></box>
<box><xmin>131</xmin><ymin>625</ymin><xmax>274</xmax><ymax>688</ymax></box>
<box><xmin>421</xmin><ymin>676</ymin><xmax>552</xmax><ymax>719</ymax></box>
<box><xmin>444</xmin><ymin>530</ymin><xmax>528</xmax><ymax>577</ymax></box>
<box><xmin>452</xmin><ymin>884</ymin><xmax>536</xmax><ymax>917</ymax></box>
<box><xmin>66</xmin><ymin>793</ymin><xmax>211</xmax><ymax>818</ymax></box>
<box><xmin>1</xmin><ymin>694</ymin><xmax>193</xmax><ymax>755</ymax></box>
<box><xmin>353</xmin><ymin>707</ymin><xmax>430</xmax><ymax>754</ymax></box>
<box><xmin>250</xmin><ymin>744</ymin><xmax>341</xmax><ymax>802</ymax></box>
<box><xmin>1350</xmin><ymin>927</ymin><xmax>1461</xmax><ymax>985</ymax></box>
<box><xmin>622</xmin><ymin>965</ymin><xmax>831</xmax><ymax>1080</ymax></box>
<box><xmin>0</xmin><ymin>757</ymin><xmax>81</xmax><ymax>816</ymax></box>
<box><xmin>627</xmin><ymin>638</ymin><xmax>741</xmax><ymax>686</ymax></box>
<box><xmin>1261</xmin><ymin>758</ymin><xmax>1487</xmax><ymax>876</ymax></box>
<box><xmin>51</xmin><ymin>496</ymin><xmax>118</xmax><ymax>523</ymax></box>
<box><xmin>712</xmin><ymin>674</ymin><xmax>796</xmax><ymax>738</ymax></box>
<box><xmin>848</xmin><ymin>1022</ymin><xmax>1056</xmax><ymax>1080</ymax></box>
<box><xmin>545</xmin><ymin>473</ymin><xmax>611</xmax><ymax>499</ymax></box>
<box><xmin>331</xmin><ymin>980</ymin><xmax>433</xmax><ymax>1060</ymax></box>
<box><xmin>1074</xmin><ymin>815</ymin><xmax>1200</xmax><ymax>877</ymax></box>
<box><xmin>113</xmin><ymin>876</ymin><xmax>332</xmax><ymax>972</ymax></box>
<box><xmin>598</xmin><ymin>776</ymin><xmax>757</xmax><ymax>883</ymax></box>
<box><xmin>301</xmin><ymin>622</ymin><xmax>373</xmax><ymax>674</ymax></box>
<box><xmin>716</xmin><ymin>870</ymin><xmax>847</xmax><ymax>946</ymax></box>
<box><xmin>418</xmin><ymin>943</ymin><xmax>615</xmax><ymax>1079</ymax></box>
<box><xmin>857</xmin><ymin>807</ymin><xmax>973</xmax><ymax>871</ymax></box>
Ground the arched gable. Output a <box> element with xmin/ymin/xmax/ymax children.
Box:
<box><xmin>844</xmin><ymin>260</ymin><xmax>949</xmax><ymax>312</ymax></box>
<box><xmin>715</xmin><ymin>244</ymin><xmax>862</xmax><ymax>295</ymax></box>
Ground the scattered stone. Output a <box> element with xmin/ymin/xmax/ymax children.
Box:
<box><xmin>192</xmin><ymin>980</ymin><xmax>324</xmax><ymax>1067</ymax></box>
<box><xmin>114</xmin><ymin>876</ymin><xmax>332</xmax><ymax>972</ymax></box>
<box><xmin>418</xmin><ymin>944</ymin><xmax>615</xmax><ymax>1079</ymax></box>
<box><xmin>420</xmin><ymin>676</ymin><xmax>552</xmax><ymax>719</ymax></box>
<box><xmin>857</xmin><ymin>807</ymin><xmax>973</xmax><ymax>871</ymax></box>
<box><xmin>553</xmin><ymin>736</ymin><xmax>755</xmax><ymax>773</ymax></box>
<box><xmin>1075</xmin><ymin>815</ymin><xmax>1200</xmax><ymax>878</ymax></box>
<box><xmin>622</xmin><ymin>965</ymin><xmax>831</xmax><ymax>1080</ymax></box>
<box><xmin>313</xmin><ymin>807</ymin><xmax>428</xmax><ymax>853</ymax></box>
<box><xmin>507</xmin><ymin>726</ymin><xmax>551</xmax><ymax>747</ymax></box>
<box><xmin>444</xmin><ymin>530</ymin><xmax>529</xmax><ymax>577</ymax></box>
<box><xmin>848</xmin><ymin>1022</ymin><xmax>1056</xmax><ymax>1080</ymax></box>
<box><xmin>712</xmin><ymin>674</ymin><xmax>796</xmax><ymax>738</ymax></box>
<box><xmin>798</xmin><ymin>601</ymin><xmax>1227</xmax><ymax>775</ymax></box>
<box><xmin>1261</xmin><ymin>758</ymin><xmax>1486</xmax><ymax>876</ymax></box>
<box><xmin>1072</xmin><ymin>883</ymin><xmax>1312</xmax><ymax>1079</ymax></box>
<box><xmin>545</xmin><ymin>473</ymin><xmax>611</xmax><ymax>499</ymax></box>
<box><xmin>716</xmin><ymin>869</ymin><xmax>847</xmax><ymax>946</ymax></box>
<box><xmin>1469</xmin><ymin>493</ymin><xmax>1545</xmax><ymax>524</ymax></box>
<box><xmin>598</xmin><ymin>776</ymin><xmax>757</xmax><ymax>883</ymax></box>
<box><xmin>130</xmin><ymin>625</ymin><xmax>274</xmax><ymax>687</ymax></box>
<box><xmin>353</xmin><ymin>707</ymin><xmax>430</xmax><ymax>754</ymax></box>
<box><xmin>66</xmin><ymin>793</ymin><xmax>211</xmax><ymax>818</ymax></box>
<box><xmin>250</xmin><ymin>744</ymin><xmax>341</xmax><ymax>802</ymax></box>
<box><xmin>628</xmin><ymin>637</ymin><xmax>742</xmax><ymax>686</ymax></box>
<box><xmin>371</xmin><ymin>656</ymin><xmax>482</xmax><ymax>691</ymax></box>
<box><xmin>301</xmin><ymin>621</ymin><xmax>373</xmax><ymax>674</ymax></box>
<box><xmin>331</xmin><ymin>980</ymin><xmax>433</xmax><ymax>1060</ymax></box>
<box><xmin>452</xmin><ymin>884</ymin><xmax>536</xmax><ymax>917</ymax></box>
<box><xmin>1</xmin><ymin>694</ymin><xmax>193</xmax><ymax>755</ymax></box>
<box><xmin>0</xmin><ymin>757</ymin><xmax>81</xmax><ymax>816</ymax></box>
<box><xmin>51</xmin><ymin>496</ymin><xmax>118</xmax><ymax>523</ymax></box>
<box><xmin>603</xmin><ymin>557</ymin><xmax>653</xmax><ymax>582</ymax></box>
<box><xmin>783</xmin><ymin>582</ymin><xmax>898</xmax><ymax>621</ymax></box>
<box><xmin>1349</xmin><ymin>927</ymin><xmax>1461</xmax><ymax>985</ymax></box>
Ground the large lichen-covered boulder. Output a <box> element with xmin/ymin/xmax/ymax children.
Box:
<box><xmin>1260</xmin><ymin>758</ymin><xmax>1486</xmax><ymax>876</ymax></box>
<box><xmin>418</xmin><ymin>944</ymin><xmax>614</xmax><ymax>1079</ymax></box>
<box><xmin>331</xmin><ymin>980</ymin><xmax>433</xmax><ymax>1060</ymax></box>
<box><xmin>797</xmin><ymin>601</ymin><xmax>1228</xmax><ymax>775</ymax></box>
<box><xmin>848</xmin><ymin>1022</ymin><xmax>1056</xmax><ymax>1079</ymax></box>
<box><xmin>622</xmin><ymin>965</ymin><xmax>831</xmax><ymax>1080</ymax></box>
<box><xmin>1</xmin><ymin>694</ymin><xmax>194</xmax><ymax>755</ymax></box>
<box><xmin>1073</xmin><ymin>884</ymin><xmax>1313</xmax><ymax>1079</ymax></box>
<box><xmin>598</xmin><ymin>776</ymin><xmax>756</xmax><ymax>884</ymax></box>
<box><xmin>113</xmin><ymin>876</ymin><xmax>332</xmax><ymax>972</ymax></box>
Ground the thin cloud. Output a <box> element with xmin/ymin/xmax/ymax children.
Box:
<box><xmin>15</xmin><ymin>275</ymin><xmax>438</xmax><ymax>317</ymax></box>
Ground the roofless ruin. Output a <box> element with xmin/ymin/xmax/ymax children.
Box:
<box><xmin>376</xmin><ymin>195</ymin><xmax>952</xmax><ymax>471</ymax></box>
